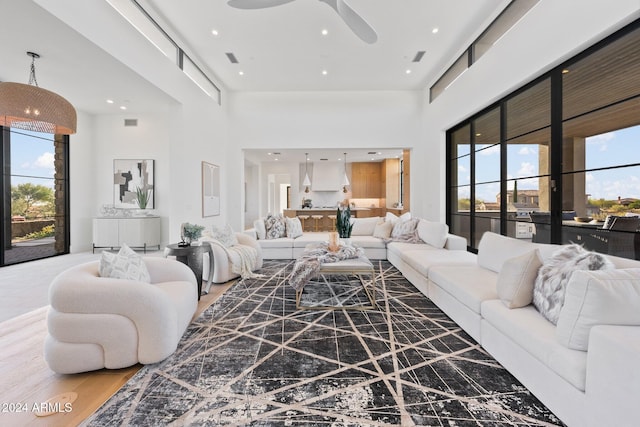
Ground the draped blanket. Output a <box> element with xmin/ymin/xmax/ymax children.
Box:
<box><xmin>208</xmin><ymin>240</ymin><xmax>264</xmax><ymax>280</ymax></box>
<box><xmin>289</xmin><ymin>242</ymin><xmax>364</xmax><ymax>291</ymax></box>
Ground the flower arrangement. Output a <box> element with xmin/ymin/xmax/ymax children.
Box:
<box><xmin>180</xmin><ymin>222</ymin><xmax>205</xmax><ymax>246</ymax></box>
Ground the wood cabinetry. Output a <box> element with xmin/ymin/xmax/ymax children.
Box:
<box><xmin>351</xmin><ymin>162</ymin><xmax>382</xmax><ymax>198</ymax></box>
<box><xmin>92</xmin><ymin>216</ymin><xmax>161</xmax><ymax>252</ymax></box>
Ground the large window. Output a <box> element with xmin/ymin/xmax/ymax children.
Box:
<box><xmin>447</xmin><ymin>20</ymin><xmax>640</xmax><ymax>259</ymax></box>
<box><xmin>1</xmin><ymin>128</ymin><xmax>69</xmax><ymax>265</ymax></box>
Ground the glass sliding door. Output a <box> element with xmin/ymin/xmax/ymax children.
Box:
<box><xmin>1</xmin><ymin>128</ymin><xmax>69</xmax><ymax>266</ymax></box>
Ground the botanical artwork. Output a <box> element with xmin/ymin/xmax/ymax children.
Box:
<box><xmin>113</xmin><ymin>159</ymin><xmax>154</xmax><ymax>209</ymax></box>
<box><xmin>202</xmin><ymin>161</ymin><xmax>220</xmax><ymax>217</ymax></box>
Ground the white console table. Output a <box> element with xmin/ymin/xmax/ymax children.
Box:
<box><xmin>92</xmin><ymin>216</ymin><xmax>161</xmax><ymax>253</ymax></box>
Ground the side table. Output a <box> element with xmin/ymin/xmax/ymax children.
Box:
<box><xmin>164</xmin><ymin>243</ymin><xmax>213</xmax><ymax>300</ymax></box>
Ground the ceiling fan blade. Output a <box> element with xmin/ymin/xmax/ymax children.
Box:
<box><xmin>227</xmin><ymin>0</ymin><xmax>296</xmax><ymax>10</ymax></box>
<box><xmin>331</xmin><ymin>0</ymin><xmax>378</xmax><ymax>44</ymax></box>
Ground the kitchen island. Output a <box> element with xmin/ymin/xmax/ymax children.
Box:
<box><xmin>283</xmin><ymin>208</ymin><xmax>374</xmax><ymax>231</ymax></box>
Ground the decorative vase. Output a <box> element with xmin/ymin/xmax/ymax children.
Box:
<box><xmin>328</xmin><ymin>232</ymin><xmax>340</xmax><ymax>252</ymax></box>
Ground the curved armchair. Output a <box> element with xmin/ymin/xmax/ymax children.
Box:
<box><xmin>45</xmin><ymin>257</ymin><xmax>197</xmax><ymax>374</ymax></box>
<box><xmin>202</xmin><ymin>232</ymin><xmax>263</xmax><ymax>284</ymax></box>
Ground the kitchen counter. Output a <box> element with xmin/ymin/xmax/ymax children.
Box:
<box><xmin>284</xmin><ymin>208</ymin><xmax>372</xmax><ymax>231</ymax></box>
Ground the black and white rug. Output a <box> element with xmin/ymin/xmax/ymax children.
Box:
<box><xmin>84</xmin><ymin>261</ymin><xmax>563</xmax><ymax>426</ymax></box>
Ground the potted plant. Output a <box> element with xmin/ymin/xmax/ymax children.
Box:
<box><xmin>135</xmin><ymin>186</ymin><xmax>151</xmax><ymax>210</ymax></box>
<box><xmin>180</xmin><ymin>223</ymin><xmax>205</xmax><ymax>246</ymax></box>
<box><xmin>336</xmin><ymin>206</ymin><xmax>353</xmax><ymax>243</ymax></box>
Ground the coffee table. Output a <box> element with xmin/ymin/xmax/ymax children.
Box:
<box><xmin>295</xmin><ymin>256</ymin><xmax>377</xmax><ymax>311</ymax></box>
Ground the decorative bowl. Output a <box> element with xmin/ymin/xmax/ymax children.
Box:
<box><xmin>574</xmin><ymin>216</ymin><xmax>593</xmax><ymax>223</ymax></box>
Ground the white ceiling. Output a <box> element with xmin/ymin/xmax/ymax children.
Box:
<box><xmin>143</xmin><ymin>0</ymin><xmax>508</xmax><ymax>92</ymax></box>
<box><xmin>244</xmin><ymin>147</ymin><xmax>404</xmax><ymax>165</ymax></box>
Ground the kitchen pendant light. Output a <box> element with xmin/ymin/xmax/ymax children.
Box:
<box><xmin>0</xmin><ymin>52</ymin><xmax>77</xmax><ymax>135</ymax></box>
<box><xmin>342</xmin><ymin>152</ymin><xmax>350</xmax><ymax>193</ymax></box>
<box><xmin>303</xmin><ymin>152</ymin><xmax>311</xmax><ymax>193</ymax></box>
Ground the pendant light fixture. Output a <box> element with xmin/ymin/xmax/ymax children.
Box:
<box><xmin>0</xmin><ymin>52</ymin><xmax>77</xmax><ymax>135</ymax></box>
<box><xmin>303</xmin><ymin>152</ymin><xmax>311</xmax><ymax>193</ymax></box>
<box><xmin>342</xmin><ymin>152</ymin><xmax>350</xmax><ymax>193</ymax></box>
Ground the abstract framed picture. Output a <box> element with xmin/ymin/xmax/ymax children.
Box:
<box><xmin>113</xmin><ymin>159</ymin><xmax>155</xmax><ymax>209</ymax></box>
<box><xmin>202</xmin><ymin>161</ymin><xmax>220</xmax><ymax>217</ymax></box>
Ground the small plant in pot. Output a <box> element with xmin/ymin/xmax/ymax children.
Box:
<box><xmin>135</xmin><ymin>186</ymin><xmax>151</xmax><ymax>209</ymax></box>
<box><xmin>180</xmin><ymin>223</ymin><xmax>205</xmax><ymax>246</ymax></box>
<box><xmin>336</xmin><ymin>206</ymin><xmax>353</xmax><ymax>242</ymax></box>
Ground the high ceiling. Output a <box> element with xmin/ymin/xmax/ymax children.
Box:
<box><xmin>142</xmin><ymin>0</ymin><xmax>508</xmax><ymax>92</ymax></box>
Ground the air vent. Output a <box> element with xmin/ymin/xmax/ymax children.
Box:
<box><xmin>273</xmin><ymin>152</ymin><xmax>281</xmax><ymax>155</ymax></box>
<box><xmin>225</xmin><ymin>52</ymin><xmax>239</xmax><ymax>64</ymax></box>
<box><xmin>124</xmin><ymin>119</ymin><xmax>138</xmax><ymax>127</ymax></box>
<box><xmin>320</xmin><ymin>158</ymin><xmax>329</xmax><ymax>161</ymax></box>
<box><xmin>367</xmin><ymin>151</ymin><xmax>377</xmax><ymax>155</ymax></box>
<box><xmin>412</xmin><ymin>51</ymin><xmax>426</xmax><ymax>63</ymax></box>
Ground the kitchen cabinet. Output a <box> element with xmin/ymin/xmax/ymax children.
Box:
<box><xmin>93</xmin><ymin>216</ymin><xmax>161</xmax><ymax>253</ymax></box>
<box><xmin>351</xmin><ymin>162</ymin><xmax>382</xmax><ymax>198</ymax></box>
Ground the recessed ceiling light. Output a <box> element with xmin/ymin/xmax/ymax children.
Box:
<box><xmin>322</xmin><ymin>70</ymin><xmax>328</xmax><ymax>75</ymax></box>
<box><xmin>377</xmin><ymin>152</ymin><xmax>381</xmax><ymax>155</ymax></box>
<box><xmin>562</xmin><ymin>69</ymin><xmax>570</xmax><ymax>74</ymax></box>
<box><xmin>321</xmin><ymin>29</ymin><xmax>328</xmax><ymax>36</ymax></box>
<box><xmin>211</xmin><ymin>29</ymin><xmax>219</xmax><ymax>36</ymax></box>
<box><xmin>106</xmin><ymin>99</ymin><xmax>114</xmax><ymax>104</ymax></box>
<box><xmin>239</xmin><ymin>70</ymin><xmax>244</xmax><ymax>76</ymax></box>
<box><xmin>432</xmin><ymin>28</ymin><xmax>439</xmax><ymax>34</ymax></box>
<box><xmin>120</xmin><ymin>106</ymin><xmax>127</xmax><ymax>110</ymax></box>
<box><xmin>405</xmin><ymin>69</ymin><xmax>412</xmax><ymax>74</ymax></box>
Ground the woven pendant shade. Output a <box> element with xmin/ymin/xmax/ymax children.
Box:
<box><xmin>0</xmin><ymin>82</ymin><xmax>77</xmax><ymax>135</ymax></box>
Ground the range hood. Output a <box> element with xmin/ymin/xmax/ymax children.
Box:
<box><xmin>311</xmin><ymin>162</ymin><xmax>341</xmax><ymax>191</ymax></box>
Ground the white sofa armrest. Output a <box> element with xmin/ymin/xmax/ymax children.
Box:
<box><xmin>444</xmin><ymin>233</ymin><xmax>467</xmax><ymax>251</ymax></box>
<box><xmin>243</xmin><ymin>228</ymin><xmax>258</xmax><ymax>239</ymax></box>
<box><xmin>586</xmin><ymin>325</ymin><xmax>640</xmax><ymax>427</ymax></box>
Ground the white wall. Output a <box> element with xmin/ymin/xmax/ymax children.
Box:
<box><xmin>420</xmin><ymin>0</ymin><xmax>640</xmax><ymax>222</ymax></box>
<box><xmin>229</xmin><ymin>91</ymin><xmax>424</xmax><ymax>223</ymax></box>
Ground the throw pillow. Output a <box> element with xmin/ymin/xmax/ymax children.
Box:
<box><xmin>497</xmin><ymin>249</ymin><xmax>543</xmax><ymax>309</ymax></box>
<box><xmin>265</xmin><ymin>213</ymin><xmax>286</xmax><ymax>239</ymax></box>
<box><xmin>385</xmin><ymin>211</ymin><xmax>411</xmax><ymax>227</ymax></box>
<box><xmin>99</xmin><ymin>243</ymin><xmax>151</xmax><ymax>283</ymax></box>
<box><xmin>416</xmin><ymin>219</ymin><xmax>449</xmax><ymax>249</ymax></box>
<box><xmin>373</xmin><ymin>220</ymin><xmax>393</xmax><ymax>239</ymax></box>
<box><xmin>390</xmin><ymin>217</ymin><xmax>421</xmax><ymax>242</ymax></box>
<box><xmin>533</xmin><ymin>244</ymin><xmax>614</xmax><ymax>324</ymax></box>
<box><xmin>556</xmin><ymin>268</ymin><xmax>640</xmax><ymax>351</ymax></box>
<box><xmin>351</xmin><ymin>217</ymin><xmax>380</xmax><ymax>236</ymax></box>
<box><xmin>285</xmin><ymin>217</ymin><xmax>303</xmax><ymax>238</ymax></box>
<box><xmin>253</xmin><ymin>219</ymin><xmax>266</xmax><ymax>240</ymax></box>
<box><xmin>211</xmin><ymin>224</ymin><xmax>238</xmax><ymax>247</ymax></box>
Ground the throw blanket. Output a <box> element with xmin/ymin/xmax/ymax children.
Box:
<box><xmin>289</xmin><ymin>242</ymin><xmax>364</xmax><ymax>291</ymax></box>
<box><xmin>207</xmin><ymin>240</ymin><xmax>264</xmax><ymax>280</ymax></box>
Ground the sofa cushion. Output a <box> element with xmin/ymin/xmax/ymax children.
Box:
<box><xmin>351</xmin><ymin>216</ymin><xmax>380</xmax><ymax>236</ymax></box>
<box><xmin>350</xmin><ymin>235</ymin><xmax>387</xmax><ymax>249</ymax></box>
<box><xmin>481</xmin><ymin>300</ymin><xmax>588</xmax><ymax>391</ymax></box>
<box><xmin>285</xmin><ymin>217</ymin><xmax>303</xmax><ymax>238</ymax></box>
<box><xmin>497</xmin><ymin>249</ymin><xmax>542</xmax><ymax>308</ymax></box>
<box><xmin>211</xmin><ymin>224</ymin><xmax>238</xmax><ymax>247</ymax></box>
<box><xmin>257</xmin><ymin>237</ymin><xmax>295</xmax><ymax>248</ymax></box>
<box><xmin>373</xmin><ymin>220</ymin><xmax>393</xmax><ymax>239</ymax></box>
<box><xmin>556</xmin><ymin>268</ymin><xmax>640</xmax><ymax>351</ymax></box>
<box><xmin>385</xmin><ymin>211</ymin><xmax>411</xmax><ymax>225</ymax></box>
<box><xmin>253</xmin><ymin>219</ymin><xmax>266</xmax><ymax>240</ymax></box>
<box><xmin>265</xmin><ymin>214</ymin><xmax>286</xmax><ymax>239</ymax></box>
<box><xmin>391</xmin><ymin>217</ymin><xmax>420</xmax><ymax>242</ymax></box>
<box><xmin>533</xmin><ymin>244</ymin><xmax>614</xmax><ymax>325</ymax></box>
<box><xmin>99</xmin><ymin>244</ymin><xmax>150</xmax><ymax>283</ymax></box>
<box><xmin>417</xmin><ymin>219</ymin><xmax>449</xmax><ymax>249</ymax></box>
<box><xmin>477</xmin><ymin>232</ymin><xmax>538</xmax><ymax>273</ymax></box>
<box><xmin>428</xmin><ymin>265</ymin><xmax>498</xmax><ymax>314</ymax></box>
<box><xmin>401</xmin><ymin>249</ymin><xmax>477</xmax><ymax>278</ymax></box>
<box><xmin>293</xmin><ymin>232</ymin><xmax>331</xmax><ymax>247</ymax></box>
<box><xmin>387</xmin><ymin>241</ymin><xmax>434</xmax><ymax>256</ymax></box>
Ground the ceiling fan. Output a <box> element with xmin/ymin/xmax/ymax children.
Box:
<box><xmin>227</xmin><ymin>0</ymin><xmax>378</xmax><ymax>44</ymax></box>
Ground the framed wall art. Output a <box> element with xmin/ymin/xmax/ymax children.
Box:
<box><xmin>113</xmin><ymin>159</ymin><xmax>155</xmax><ymax>209</ymax></box>
<box><xmin>202</xmin><ymin>161</ymin><xmax>220</xmax><ymax>217</ymax></box>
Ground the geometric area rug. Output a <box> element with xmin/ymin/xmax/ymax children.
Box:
<box><xmin>83</xmin><ymin>260</ymin><xmax>564</xmax><ymax>426</ymax></box>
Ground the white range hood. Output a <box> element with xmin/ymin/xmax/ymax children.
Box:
<box><xmin>311</xmin><ymin>162</ymin><xmax>341</xmax><ymax>191</ymax></box>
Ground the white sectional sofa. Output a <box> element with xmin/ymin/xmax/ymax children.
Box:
<box><xmin>392</xmin><ymin>231</ymin><xmax>640</xmax><ymax>427</ymax></box>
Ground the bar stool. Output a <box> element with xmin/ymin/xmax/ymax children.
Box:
<box><xmin>311</xmin><ymin>215</ymin><xmax>324</xmax><ymax>232</ymax></box>
<box><xmin>327</xmin><ymin>214</ymin><xmax>337</xmax><ymax>231</ymax></box>
<box><xmin>297</xmin><ymin>215</ymin><xmax>310</xmax><ymax>232</ymax></box>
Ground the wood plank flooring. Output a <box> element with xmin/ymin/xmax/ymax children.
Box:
<box><xmin>0</xmin><ymin>283</ymin><xmax>232</xmax><ymax>427</ymax></box>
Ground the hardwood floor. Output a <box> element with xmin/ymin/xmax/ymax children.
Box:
<box><xmin>0</xmin><ymin>282</ymin><xmax>232</xmax><ymax>426</ymax></box>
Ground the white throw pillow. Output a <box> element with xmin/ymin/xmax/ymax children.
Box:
<box><xmin>253</xmin><ymin>219</ymin><xmax>266</xmax><ymax>240</ymax></box>
<box><xmin>99</xmin><ymin>243</ymin><xmax>150</xmax><ymax>283</ymax></box>
<box><xmin>351</xmin><ymin>217</ymin><xmax>380</xmax><ymax>236</ymax></box>
<box><xmin>533</xmin><ymin>244</ymin><xmax>614</xmax><ymax>325</ymax></box>
<box><xmin>556</xmin><ymin>268</ymin><xmax>640</xmax><ymax>351</ymax></box>
<box><xmin>497</xmin><ymin>249</ymin><xmax>542</xmax><ymax>309</ymax></box>
<box><xmin>285</xmin><ymin>217</ymin><xmax>303</xmax><ymax>238</ymax></box>
<box><xmin>416</xmin><ymin>219</ymin><xmax>449</xmax><ymax>249</ymax></box>
<box><xmin>211</xmin><ymin>224</ymin><xmax>238</xmax><ymax>247</ymax></box>
<box><xmin>477</xmin><ymin>232</ymin><xmax>536</xmax><ymax>273</ymax></box>
<box><xmin>385</xmin><ymin>211</ymin><xmax>411</xmax><ymax>227</ymax></box>
<box><xmin>373</xmin><ymin>220</ymin><xmax>393</xmax><ymax>239</ymax></box>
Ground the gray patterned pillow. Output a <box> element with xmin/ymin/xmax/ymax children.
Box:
<box><xmin>390</xmin><ymin>217</ymin><xmax>421</xmax><ymax>242</ymax></box>
<box><xmin>99</xmin><ymin>243</ymin><xmax>151</xmax><ymax>283</ymax></box>
<box><xmin>211</xmin><ymin>224</ymin><xmax>238</xmax><ymax>247</ymax></box>
<box><xmin>265</xmin><ymin>213</ymin><xmax>286</xmax><ymax>239</ymax></box>
<box><xmin>533</xmin><ymin>244</ymin><xmax>614</xmax><ymax>324</ymax></box>
<box><xmin>285</xmin><ymin>217</ymin><xmax>303</xmax><ymax>238</ymax></box>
